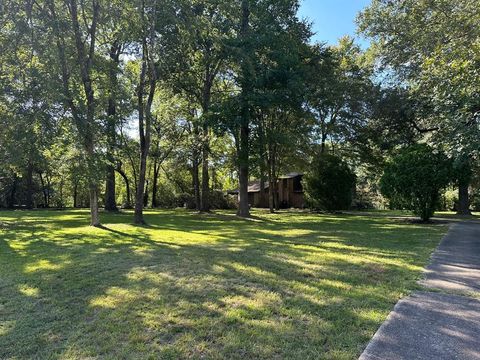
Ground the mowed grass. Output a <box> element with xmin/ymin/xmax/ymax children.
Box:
<box><xmin>0</xmin><ymin>209</ymin><xmax>447</xmax><ymax>359</ymax></box>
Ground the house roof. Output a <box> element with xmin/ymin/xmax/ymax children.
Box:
<box><xmin>227</xmin><ymin>172</ymin><xmax>303</xmax><ymax>194</ymax></box>
<box><xmin>247</xmin><ymin>181</ymin><xmax>270</xmax><ymax>193</ymax></box>
<box><xmin>279</xmin><ymin>172</ymin><xmax>303</xmax><ymax>179</ymax></box>
<box><xmin>227</xmin><ymin>181</ymin><xmax>269</xmax><ymax>195</ymax></box>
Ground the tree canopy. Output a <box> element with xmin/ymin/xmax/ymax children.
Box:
<box><xmin>0</xmin><ymin>0</ymin><xmax>478</xmax><ymax>222</ymax></box>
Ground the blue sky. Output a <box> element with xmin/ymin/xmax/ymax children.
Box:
<box><xmin>298</xmin><ymin>0</ymin><xmax>371</xmax><ymax>48</ymax></box>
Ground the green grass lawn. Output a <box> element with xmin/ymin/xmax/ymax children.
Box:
<box><xmin>0</xmin><ymin>209</ymin><xmax>447</xmax><ymax>359</ymax></box>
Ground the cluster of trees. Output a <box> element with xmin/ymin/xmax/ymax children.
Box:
<box><xmin>0</xmin><ymin>0</ymin><xmax>478</xmax><ymax>224</ymax></box>
<box><xmin>359</xmin><ymin>0</ymin><xmax>480</xmax><ymax>218</ymax></box>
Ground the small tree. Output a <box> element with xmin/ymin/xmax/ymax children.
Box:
<box><xmin>305</xmin><ymin>154</ymin><xmax>356</xmax><ymax>211</ymax></box>
<box><xmin>380</xmin><ymin>144</ymin><xmax>452</xmax><ymax>222</ymax></box>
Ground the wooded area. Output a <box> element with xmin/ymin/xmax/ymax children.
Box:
<box><xmin>1</xmin><ymin>0</ymin><xmax>479</xmax><ymax>224</ymax></box>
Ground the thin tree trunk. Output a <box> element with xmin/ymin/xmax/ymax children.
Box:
<box><xmin>134</xmin><ymin>63</ymin><xmax>149</xmax><ymax>224</ymax></box>
<box><xmin>38</xmin><ymin>171</ymin><xmax>48</xmax><ymax>207</ymax></box>
<box><xmin>105</xmin><ymin>42</ymin><xmax>121</xmax><ymax>212</ymax></box>
<box><xmin>73</xmin><ymin>182</ymin><xmax>78</xmax><ymax>208</ymax></box>
<box><xmin>8</xmin><ymin>176</ymin><xmax>17</xmax><ymax>209</ymax></box>
<box><xmin>89</xmin><ymin>184</ymin><xmax>99</xmax><ymax>224</ymax></box>
<box><xmin>115</xmin><ymin>165</ymin><xmax>132</xmax><ymax>208</ymax></box>
<box><xmin>238</xmin><ymin>124</ymin><xmax>250</xmax><ymax>217</ymax></box>
<box><xmin>200</xmin><ymin>124</ymin><xmax>210</xmax><ymax>212</ymax></box>
<box><xmin>151</xmin><ymin>160</ymin><xmax>160</xmax><ymax>208</ymax></box>
<box><xmin>50</xmin><ymin>0</ymin><xmax>100</xmax><ymax>226</ymax></box>
<box><xmin>25</xmin><ymin>163</ymin><xmax>34</xmax><ymax>209</ymax></box>
<box><xmin>268</xmin><ymin>174</ymin><xmax>275</xmax><ymax>214</ymax></box>
<box><xmin>192</xmin><ymin>157</ymin><xmax>201</xmax><ymax>211</ymax></box>
<box><xmin>200</xmin><ymin>73</ymin><xmax>214</xmax><ymax>212</ymax></box>
<box><xmin>321</xmin><ymin>130</ymin><xmax>327</xmax><ymax>154</ymax></box>
<box><xmin>104</xmin><ymin>96</ymin><xmax>117</xmax><ymax>211</ymax></box>
<box><xmin>143</xmin><ymin>179</ymin><xmax>149</xmax><ymax>207</ymax></box>
<box><xmin>237</xmin><ymin>0</ymin><xmax>251</xmax><ymax>218</ymax></box>
<box><xmin>45</xmin><ymin>173</ymin><xmax>51</xmax><ymax>207</ymax></box>
<box><xmin>192</xmin><ymin>122</ymin><xmax>201</xmax><ymax>211</ymax></box>
<box><xmin>134</xmin><ymin>23</ymin><xmax>156</xmax><ymax>224</ymax></box>
<box><xmin>267</xmin><ymin>142</ymin><xmax>275</xmax><ymax>213</ymax></box>
<box><xmin>272</xmin><ymin>155</ymin><xmax>280</xmax><ymax>211</ymax></box>
<box><xmin>258</xmin><ymin>115</ymin><xmax>267</xmax><ymax>208</ymax></box>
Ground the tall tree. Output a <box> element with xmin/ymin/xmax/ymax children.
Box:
<box><xmin>166</xmin><ymin>0</ymin><xmax>231</xmax><ymax>212</ymax></box>
<box><xmin>359</xmin><ymin>0</ymin><xmax>480</xmax><ymax>214</ymax></box>
<box><xmin>308</xmin><ymin>38</ymin><xmax>374</xmax><ymax>155</ymax></box>
<box><xmin>45</xmin><ymin>0</ymin><xmax>103</xmax><ymax>226</ymax></box>
<box><xmin>236</xmin><ymin>0</ymin><xmax>252</xmax><ymax>217</ymax></box>
<box><xmin>134</xmin><ymin>0</ymin><xmax>158</xmax><ymax>224</ymax></box>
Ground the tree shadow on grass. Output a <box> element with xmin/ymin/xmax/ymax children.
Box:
<box><xmin>0</xmin><ymin>209</ymin><xmax>447</xmax><ymax>359</ymax></box>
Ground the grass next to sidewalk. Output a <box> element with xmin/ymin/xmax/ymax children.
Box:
<box><xmin>0</xmin><ymin>209</ymin><xmax>447</xmax><ymax>359</ymax></box>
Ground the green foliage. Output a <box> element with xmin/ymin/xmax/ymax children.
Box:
<box><xmin>380</xmin><ymin>144</ymin><xmax>453</xmax><ymax>221</ymax></box>
<box><xmin>307</xmin><ymin>37</ymin><xmax>375</xmax><ymax>153</ymax></box>
<box><xmin>359</xmin><ymin>0</ymin><xmax>480</xmax><ymax>155</ymax></box>
<box><xmin>304</xmin><ymin>153</ymin><xmax>356</xmax><ymax>211</ymax></box>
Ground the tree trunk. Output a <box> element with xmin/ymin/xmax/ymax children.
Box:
<box><xmin>258</xmin><ymin>116</ymin><xmax>267</xmax><ymax>208</ymax></box>
<box><xmin>105</xmin><ymin>43</ymin><xmax>120</xmax><ymax>212</ymax></box>
<box><xmin>272</xmin><ymin>157</ymin><xmax>280</xmax><ymax>211</ymax></box>
<box><xmin>7</xmin><ymin>176</ymin><xmax>17</xmax><ymax>209</ymax></box>
<box><xmin>45</xmin><ymin>173</ymin><xmax>52</xmax><ymax>208</ymax></box>
<box><xmin>267</xmin><ymin>142</ymin><xmax>275</xmax><ymax>213</ymax></box>
<box><xmin>192</xmin><ymin>157</ymin><xmax>201</xmax><ymax>211</ymax></box>
<box><xmin>135</xmin><ymin>126</ymin><xmax>149</xmax><ymax>224</ymax></box>
<box><xmin>87</xmin><ymin>144</ymin><xmax>100</xmax><ymax>226</ymax></box>
<box><xmin>457</xmin><ymin>182</ymin><xmax>471</xmax><ymax>215</ymax></box>
<box><xmin>25</xmin><ymin>163</ymin><xmax>34</xmax><ymax>209</ymax></box>
<box><xmin>268</xmin><ymin>178</ymin><xmax>275</xmax><ymax>214</ymax></box>
<box><xmin>237</xmin><ymin>0</ymin><xmax>251</xmax><ymax>218</ymax></box>
<box><xmin>200</xmin><ymin>72</ymin><xmax>214</xmax><ymax>212</ymax></box>
<box><xmin>200</xmin><ymin>124</ymin><xmax>210</xmax><ymax>212</ymax></box>
<box><xmin>105</xmin><ymin>166</ymin><xmax>117</xmax><ymax>211</ymax></box>
<box><xmin>143</xmin><ymin>180</ymin><xmax>149</xmax><ymax>207</ymax></box>
<box><xmin>89</xmin><ymin>184</ymin><xmax>100</xmax><ymax>226</ymax></box>
<box><xmin>73</xmin><ymin>182</ymin><xmax>78</xmax><ymax>208</ymax></box>
<box><xmin>238</xmin><ymin>124</ymin><xmax>250</xmax><ymax>217</ymax></box>
<box><xmin>105</xmin><ymin>110</ymin><xmax>117</xmax><ymax>211</ymax></box>
<box><xmin>134</xmin><ymin>38</ymin><xmax>156</xmax><ymax>224</ymax></box>
<box><xmin>39</xmin><ymin>171</ymin><xmax>48</xmax><ymax>207</ymax></box>
<box><xmin>151</xmin><ymin>161</ymin><xmax>160</xmax><ymax>208</ymax></box>
<box><xmin>192</xmin><ymin>122</ymin><xmax>201</xmax><ymax>211</ymax></box>
<box><xmin>67</xmin><ymin>0</ymin><xmax>101</xmax><ymax>226</ymax></box>
<box><xmin>115</xmin><ymin>165</ymin><xmax>132</xmax><ymax>208</ymax></box>
<box><xmin>321</xmin><ymin>131</ymin><xmax>327</xmax><ymax>154</ymax></box>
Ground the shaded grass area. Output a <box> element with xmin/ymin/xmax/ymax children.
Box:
<box><xmin>0</xmin><ymin>209</ymin><xmax>447</xmax><ymax>359</ymax></box>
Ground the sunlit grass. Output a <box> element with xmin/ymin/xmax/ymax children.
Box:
<box><xmin>0</xmin><ymin>209</ymin><xmax>447</xmax><ymax>359</ymax></box>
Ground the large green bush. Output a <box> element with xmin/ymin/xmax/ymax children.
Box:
<box><xmin>380</xmin><ymin>144</ymin><xmax>452</xmax><ymax>221</ymax></box>
<box><xmin>304</xmin><ymin>154</ymin><xmax>356</xmax><ymax>211</ymax></box>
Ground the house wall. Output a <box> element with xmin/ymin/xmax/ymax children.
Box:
<box><xmin>246</xmin><ymin>176</ymin><xmax>304</xmax><ymax>209</ymax></box>
<box><xmin>275</xmin><ymin>178</ymin><xmax>303</xmax><ymax>208</ymax></box>
<box><xmin>253</xmin><ymin>190</ymin><xmax>269</xmax><ymax>208</ymax></box>
<box><xmin>291</xmin><ymin>192</ymin><xmax>305</xmax><ymax>208</ymax></box>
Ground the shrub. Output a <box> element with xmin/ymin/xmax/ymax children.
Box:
<box><xmin>380</xmin><ymin>144</ymin><xmax>452</xmax><ymax>222</ymax></box>
<box><xmin>441</xmin><ymin>189</ymin><xmax>458</xmax><ymax>211</ymax></box>
<box><xmin>171</xmin><ymin>191</ymin><xmax>237</xmax><ymax>210</ymax></box>
<box><xmin>471</xmin><ymin>190</ymin><xmax>480</xmax><ymax>212</ymax></box>
<box><xmin>209</xmin><ymin>190</ymin><xmax>238</xmax><ymax>210</ymax></box>
<box><xmin>175</xmin><ymin>193</ymin><xmax>197</xmax><ymax>209</ymax></box>
<box><xmin>304</xmin><ymin>153</ymin><xmax>356</xmax><ymax>211</ymax></box>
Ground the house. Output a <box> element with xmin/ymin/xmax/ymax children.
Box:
<box><xmin>228</xmin><ymin>173</ymin><xmax>305</xmax><ymax>209</ymax></box>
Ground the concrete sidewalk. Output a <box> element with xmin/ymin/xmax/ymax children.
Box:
<box><xmin>359</xmin><ymin>222</ymin><xmax>480</xmax><ymax>360</ymax></box>
<box><xmin>420</xmin><ymin>223</ymin><xmax>480</xmax><ymax>294</ymax></box>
